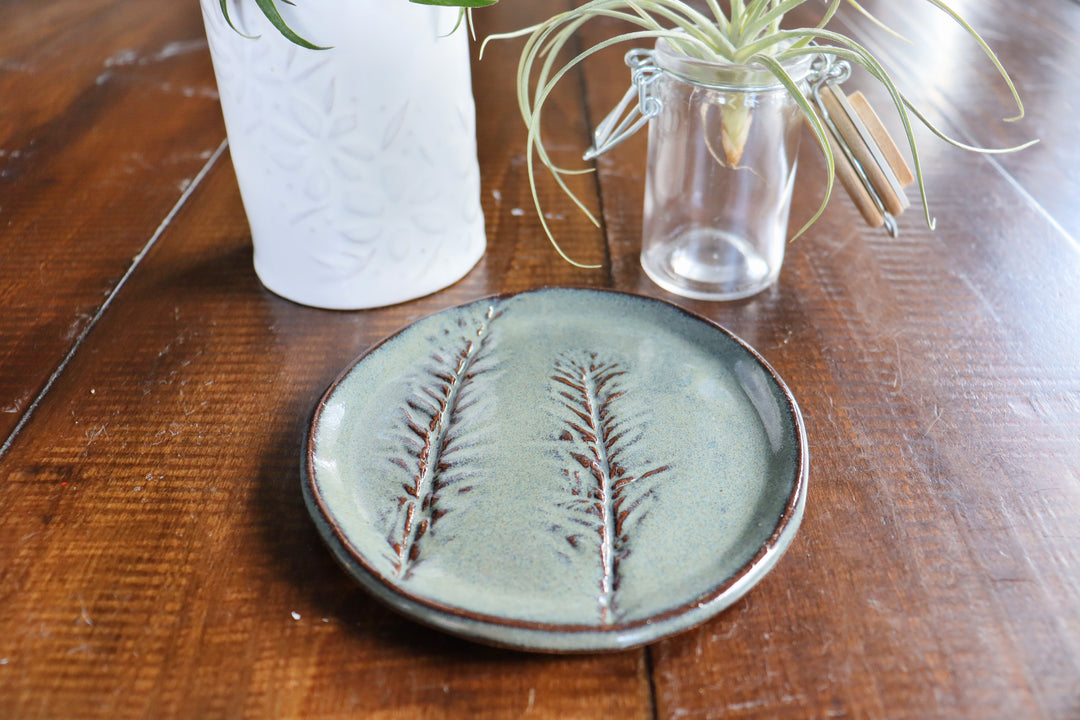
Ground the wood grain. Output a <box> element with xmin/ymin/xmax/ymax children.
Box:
<box><xmin>1</xmin><ymin>0</ymin><xmax>1078</xmax><ymax>718</ymax></box>
<box><xmin>0</xmin><ymin>0</ymin><xmax>227</xmax><ymax>444</ymax></box>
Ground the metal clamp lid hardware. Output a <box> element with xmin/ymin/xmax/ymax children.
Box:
<box><xmin>584</xmin><ymin>49</ymin><xmax>663</xmax><ymax>161</ymax></box>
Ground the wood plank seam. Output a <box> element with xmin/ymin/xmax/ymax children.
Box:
<box><xmin>0</xmin><ymin>140</ymin><xmax>228</xmax><ymax>459</ymax></box>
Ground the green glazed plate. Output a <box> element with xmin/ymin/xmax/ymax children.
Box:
<box><xmin>303</xmin><ymin>288</ymin><xmax>808</xmax><ymax>652</ymax></box>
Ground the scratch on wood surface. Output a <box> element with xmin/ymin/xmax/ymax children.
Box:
<box><xmin>709</xmin><ymin>617</ymin><xmax>740</xmax><ymax>641</ymax></box>
<box><xmin>525</xmin><ymin>688</ymin><xmax>535</xmax><ymax>713</ymax></box>
<box><xmin>0</xmin><ymin>59</ymin><xmax>33</xmax><ymax>73</ymax></box>
<box><xmin>2</xmin><ymin>390</ymin><xmax>31</xmax><ymax>413</ymax></box>
<box><xmin>955</xmin><ymin>272</ymin><xmax>1005</xmax><ymax>328</ymax></box>
<box><xmin>727</xmin><ymin>694</ymin><xmax>807</xmax><ymax>713</ymax></box>
<box><xmin>726</xmin><ymin>698</ymin><xmax>768</xmax><ymax>711</ymax></box>
<box><xmin>158</xmin><ymin>83</ymin><xmax>219</xmax><ymax>100</ymax></box>
<box><xmin>85</xmin><ymin>424</ymin><xmax>109</xmax><ymax>447</ymax></box>
<box><xmin>103</xmin><ymin>40</ymin><xmax>208</xmax><ymax>70</ymax></box>
<box><xmin>892</xmin><ymin>337</ymin><xmax>904</xmax><ymax>390</ymax></box>
<box><xmin>921</xmin><ymin>405</ymin><xmax>943</xmax><ymax>437</ymax></box>
<box><xmin>184</xmin><ymin>401</ymin><xmax>208</xmax><ymax>417</ymax></box>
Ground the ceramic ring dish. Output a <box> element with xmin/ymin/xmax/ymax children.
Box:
<box><xmin>302</xmin><ymin>288</ymin><xmax>808</xmax><ymax>652</ymax></box>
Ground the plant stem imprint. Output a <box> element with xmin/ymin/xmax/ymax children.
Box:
<box><xmin>553</xmin><ymin>353</ymin><xmax>670</xmax><ymax>623</ymax></box>
<box><xmin>388</xmin><ymin>305</ymin><xmax>500</xmax><ymax>578</ymax></box>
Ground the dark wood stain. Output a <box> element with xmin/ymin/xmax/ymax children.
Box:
<box><xmin>0</xmin><ymin>0</ymin><xmax>1078</xmax><ymax>717</ymax></box>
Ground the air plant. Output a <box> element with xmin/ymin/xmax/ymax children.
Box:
<box><xmin>485</xmin><ymin>0</ymin><xmax>1034</xmax><ymax>266</ymax></box>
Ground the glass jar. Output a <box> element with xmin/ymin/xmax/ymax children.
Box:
<box><xmin>640</xmin><ymin>40</ymin><xmax>815</xmax><ymax>301</ymax></box>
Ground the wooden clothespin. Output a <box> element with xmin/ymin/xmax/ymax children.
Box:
<box><xmin>810</xmin><ymin>59</ymin><xmax>915</xmax><ymax>234</ymax></box>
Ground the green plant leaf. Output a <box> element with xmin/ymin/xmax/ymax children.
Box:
<box><xmin>922</xmin><ymin>0</ymin><xmax>1024</xmax><ymax>121</ymax></box>
<box><xmin>751</xmin><ymin>52</ymin><xmax>835</xmax><ymax>241</ymax></box>
<box><xmin>218</xmin><ymin>0</ymin><xmax>256</xmax><ymax>39</ymax></box>
<box><xmin>252</xmin><ymin>0</ymin><xmax>330</xmax><ymax>50</ymax></box>
<box><xmin>845</xmin><ymin>0</ymin><xmax>910</xmax><ymax>42</ymax></box>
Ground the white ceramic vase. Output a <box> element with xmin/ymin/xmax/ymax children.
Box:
<box><xmin>199</xmin><ymin>0</ymin><xmax>486</xmax><ymax>309</ymax></box>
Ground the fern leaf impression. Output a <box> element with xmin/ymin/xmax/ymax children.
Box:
<box><xmin>388</xmin><ymin>306</ymin><xmax>501</xmax><ymax>578</ymax></box>
<box><xmin>553</xmin><ymin>353</ymin><xmax>670</xmax><ymax>623</ymax></box>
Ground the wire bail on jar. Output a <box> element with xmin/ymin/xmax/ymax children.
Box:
<box><xmin>584</xmin><ymin>49</ymin><xmax>664</xmax><ymax>160</ymax></box>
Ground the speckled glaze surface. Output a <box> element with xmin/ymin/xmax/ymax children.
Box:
<box><xmin>303</xmin><ymin>288</ymin><xmax>808</xmax><ymax>652</ymax></box>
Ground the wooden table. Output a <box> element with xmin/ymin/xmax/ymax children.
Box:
<box><xmin>2</xmin><ymin>1</ymin><xmax>1078</xmax><ymax>717</ymax></box>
